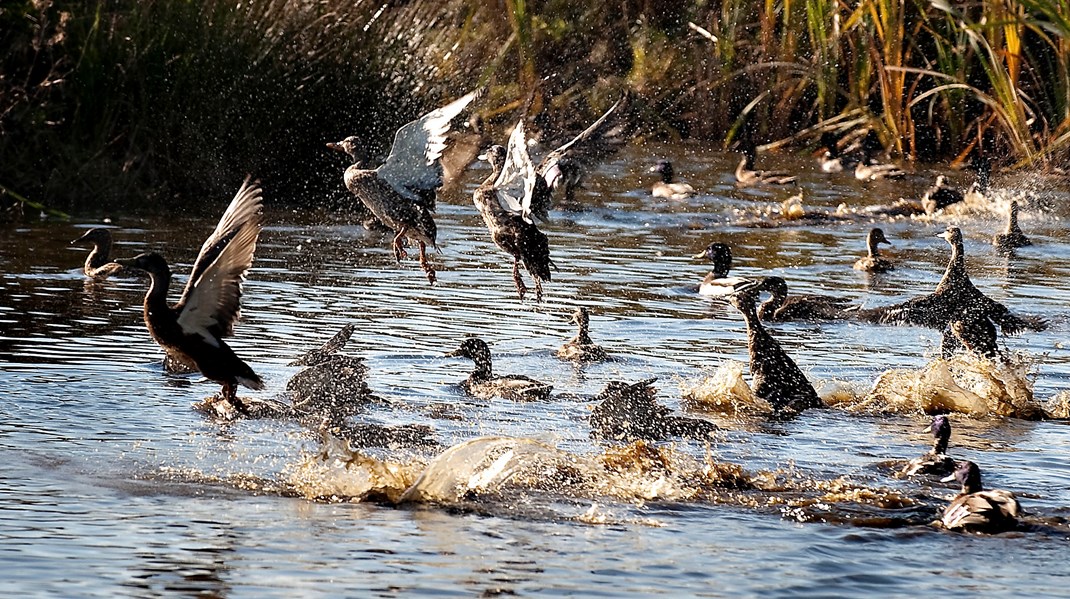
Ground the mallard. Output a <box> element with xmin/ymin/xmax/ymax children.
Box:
<box><xmin>817</xmin><ymin>131</ymin><xmax>861</xmax><ymax>173</ymax></box>
<box><xmin>445</xmin><ymin>337</ymin><xmax>553</xmax><ymax>401</ymax></box>
<box><xmin>70</xmin><ymin>228</ymin><xmax>124</xmax><ymax>279</ymax></box>
<box><xmin>735</xmin><ymin>140</ymin><xmax>796</xmax><ymax>186</ymax></box>
<box><xmin>853</xmin><ymin>228</ymin><xmax>895</xmax><ymax>273</ymax></box>
<box><xmin>940</xmin><ymin>461</ymin><xmax>1020</xmax><ymax>533</ymax></box>
<box><xmin>286</xmin><ymin>323</ymin><xmax>377</xmax><ymax>418</ymax></box>
<box><xmin>556</xmin><ymin>306</ymin><xmax>610</xmax><ymax>363</ymax></box>
<box><xmin>590</xmin><ymin>378</ymin><xmax>717</xmax><ymax>441</ymax></box>
<box><xmin>993</xmin><ymin>200</ymin><xmax>1031</xmax><ymax>252</ymax></box>
<box><xmin>901</xmin><ymin>415</ymin><xmax>956</xmax><ymax>477</ymax></box>
<box><xmin>115</xmin><ymin>178</ymin><xmax>265</xmax><ymax>414</ymax></box>
<box><xmin>854</xmin><ymin>131</ymin><xmax>905</xmax><ymax>181</ymax></box>
<box><xmin>729</xmin><ymin>283</ymin><xmax>823</xmax><ymax>413</ymax></box>
<box><xmin>650</xmin><ymin>160</ymin><xmax>697</xmax><ymax>199</ymax></box>
<box><xmin>693</xmin><ymin>242</ymin><xmax>751</xmax><ymax>296</ymax></box>
<box><xmin>532</xmin><ymin>95</ymin><xmax>631</xmax><ymax>219</ymax></box>
<box><xmin>472</xmin><ymin>122</ymin><xmax>554</xmax><ymax>302</ymax></box>
<box><xmin>753</xmin><ymin>276</ymin><xmax>853</xmax><ymax>322</ymax></box>
<box><xmin>855</xmin><ymin>226</ymin><xmax>1046</xmax><ymax>335</ymax></box>
<box><xmin>328</xmin><ymin>90</ymin><xmax>478</xmax><ymax>285</ymax></box>
<box><xmin>920</xmin><ymin>175</ymin><xmax>965</xmax><ymax>214</ymax></box>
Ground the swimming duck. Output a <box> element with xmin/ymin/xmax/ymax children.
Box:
<box><xmin>920</xmin><ymin>175</ymin><xmax>965</xmax><ymax>214</ymax></box>
<box><xmin>474</xmin><ymin>123</ymin><xmax>555</xmax><ymax>302</ymax></box>
<box><xmin>857</xmin><ymin>226</ymin><xmax>1046</xmax><ymax>336</ymax></box>
<box><xmin>753</xmin><ymin>276</ymin><xmax>853</xmax><ymax>322</ymax></box>
<box><xmin>286</xmin><ymin>324</ymin><xmax>378</xmax><ymax>418</ymax></box>
<box><xmin>993</xmin><ymin>200</ymin><xmax>1031</xmax><ymax>252</ymax></box>
<box><xmin>70</xmin><ymin>228</ymin><xmax>124</xmax><ymax>279</ymax></box>
<box><xmin>735</xmin><ymin>139</ymin><xmax>797</xmax><ymax>186</ymax></box>
<box><xmin>940</xmin><ymin>461</ymin><xmax>1020</xmax><ymax>533</ymax></box>
<box><xmin>901</xmin><ymin>415</ymin><xmax>956</xmax><ymax>477</ymax></box>
<box><xmin>729</xmin><ymin>283</ymin><xmax>823</xmax><ymax>413</ymax></box>
<box><xmin>590</xmin><ymin>378</ymin><xmax>718</xmax><ymax>441</ymax></box>
<box><xmin>693</xmin><ymin>242</ymin><xmax>751</xmax><ymax>296</ymax></box>
<box><xmin>115</xmin><ymin>178</ymin><xmax>265</xmax><ymax>414</ymax></box>
<box><xmin>853</xmin><ymin>228</ymin><xmax>895</xmax><ymax>273</ymax></box>
<box><xmin>328</xmin><ymin>90</ymin><xmax>478</xmax><ymax>285</ymax></box>
<box><xmin>445</xmin><ymin>337</ymin><xmax>553</xmax><ymax>401</ymax></box>
<box><xmin>817</xmin><ymin>131</ymin><xmax>861</xmax><ymax>173</ymax></box>
<box><xmin>556</xmin><ymin>307</ymin><xmax>610</xmax><ymax>363</ymax></box>
<box><xmin>649</xmin><ymin>160</ymin><xmax>697</xmax><ymax>199</ymax></box>
<box><xmin>854</xmin><ymin>131</ymin><xmax>906</xmax><ymax>181</ymax></box>
<box><xmin>532</xmin><ymin>95</ymin><xmax>630</xmax><ymax>219</ymax></box>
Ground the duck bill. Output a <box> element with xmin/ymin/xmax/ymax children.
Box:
<box><xmin>939</xmin><ymin>473</ymin><xmax>956</xmax><ymax>483</ymax></box>
<box><xmin>114</xmin><ymin>257</ymin><xmax>137</xmax><ymax>268</ymax></box>
<box><xmin>443</xmin><ymin>349</ymin><xmax>464</xmax><ymax>358</ymax></box>
<box><xmin>70</xmin><ymin>231</ymin><xmax>91</xmax><ymax>245</ymax></box>
<box><xmin>326</xmin><ymin>141</ymin><xmax>345</xmax><ymax>152</ymax></box>
<box><xmin>691</xmin><ymin>251</ymin><xmax>708</xmax><ymax>260</ymax></box>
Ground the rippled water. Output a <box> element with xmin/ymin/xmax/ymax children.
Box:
<box><xmin>3</xmin><ymin>146</ymin><xmax>1070</xmax><ymax>596</ymax></box>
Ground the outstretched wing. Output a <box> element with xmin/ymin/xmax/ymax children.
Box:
<box><xmin>494</xmin><ymin>121</ymin><xmax>537</xmax><ymax>222</ymax></box>
<box><xmin>175</xmin><ymin>178</ymin><xmax>264</xmax><ymax>344</ymax></box>
<box><xmin>377</xmin><ymin>90</ymin><xmax>479</xmax><ymax>202</ymax></box>
<box><xmin>537</xmin><ymin>95</ymin><xmax>630</xmax><ymax>191</ymax></box>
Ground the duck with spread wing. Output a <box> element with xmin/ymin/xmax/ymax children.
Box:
<box><xmin>328</xmin><ymin>91</ymin><xmax>478</xmax><ymax>285</ymax></box>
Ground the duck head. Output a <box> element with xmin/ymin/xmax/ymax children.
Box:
<box><xmin>928</xmin><ymin>414</ymin><xmax>951</xmax><ymax>454</ymax></box>
<box><xmin>326</xmin><ymin>136</ymin><xmax>362</xmax><ymax>161</ymax></box>
<box><xmin>115</xmin><ymin>252</ymin><xmax>170</xmax><ymax>276</ymax></box>
<box><xmin>941</xmin><ymin>460</ymin><xmax>983</xmax><ymax>494</ymax></box>
<box><xmin>71</xmin><ymin>227</ymin><xmax>113</xmax><ymax>247</ymax></box>
<box><xmin>445</xmin><ymin>337</ymin><xmax>491</xmax><ymax>361</ymax></box>
<box><xmin>569</xmin><ymin>306</ymin><xmax>590</xmax><ymax>328</ymax></box>
<box><xmin>937</xmin><ymin>226</ymin><xmax>962</xmax><ymax>245</ymax></box>
<box><xmin>869</xmin><ymin>228</ymin><xmax>892</xmax><ymax>247</ymax></box>
<box><xmin>758</xmin><ymin>276</ymin><xmax>789</xmax><ymax>302</ymax></box>
<box><xmin>692</xmin><ymin>242</ymin><xmax>732</xmax><ymax>272</ymax></box>
<box><xmin>478</xmin><ymin>145</ymin><xmax>507</xmax><ymax>170</ymax></box>
<box><xmin>649</xmin><ymin>159</ymin><xmax>675</xmax><ymax>183</ymax></box>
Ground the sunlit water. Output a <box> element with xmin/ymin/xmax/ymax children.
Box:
<box><xmin>3</xmin><ymin>146</ymin><xmax>1070</xmax><ymax>596</ymax></box>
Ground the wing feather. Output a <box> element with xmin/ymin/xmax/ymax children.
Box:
<box><xmin>493</xmin><ymin>121</ymin><xmax>536</xmax><ymax>221</ymax></box>
<box><xmin>537</xmin><ymin>95</ymin><xmax>630</xmax><ymax>189</ymax></box>
<box><xmin>176</xmin><ymin>178</ymin><xmax>264</xmax><ymax>343</ymax></box>
<box><xmin>377</xmin><ymin>90</ymin><xmax>479</xmax><ymax>201</ymax></box>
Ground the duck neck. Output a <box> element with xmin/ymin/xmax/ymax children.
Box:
<box><xmin>936</xmin><ymin>239</ymin><xmax>967</xmax><ymax>293</ymax></box>
<box><xmin>1007</xmin><ymin>205</ymin><xmax>1022</xmax><ymax>235</ymax></box>
<box><xmin>757</xmin><ymin>290</ymin><xmax>784</xmax><ymax>322</ymax></box>
<box><xmin>469</xmin><ymin>350</ymin><xmax>493</xmax><ymax>381</ymax></box>
<box><xmin>573</xmin><ymin>318</ymin><xmax>594</xmax><ymax>345</ymax></box>
<box><xmin>866</xmin><ymin>236</ymin><xmax>882</xmax><ymax>259</ymax></box>
<box><xmin>962</xmin><ymin>471</ymin><xmax>983</xmax><ymax>495</ymax></box>
<box><xmin>473</xmin><ymin>162</ymin><xmax>508</xmax><ymax>220</ymax></box>
<box><xmin>932</xmin><ymin>433</ymin><xmax>949</xmax><ymax>455</ymax></box>
<box><xmin>143</xmin><ymin>266</ymin><xmax>173</xmax><ymax>323</ymax></box>
<box><xmin>660</xmin><ymin>170</ymin><xmax>673</xmax><ymax>184</ymax></box>
<box><xmin>87</xmin><ymin>240</ymin><xmax>111</xmax><ymax>270</ymax></box>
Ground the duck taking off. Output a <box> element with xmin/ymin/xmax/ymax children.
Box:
<box><xmin>71</xmin><ymin>228</ymin><xmax>124</xmax><ymax>279</ymax></box>
<box><xmin>328</xmin><ymin>90</ymin><xmax>478</xmax><ymax>285</ymax></box>
<box><xmin>473</xmin><ymin>122</ymin><xmax>554</xmax><ymax>302</ymax></box>
<box><xmin>115</xmin><ymin>178</ymin><xmax>265</xmax><ymax>414</ymax></box>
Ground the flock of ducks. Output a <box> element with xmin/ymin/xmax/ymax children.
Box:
<box><xmin>69</xmin><ymin>91</ymin><xmax>1051</xmax><ymax>534</ymax></box>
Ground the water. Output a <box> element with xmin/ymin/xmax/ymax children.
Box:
<box><xmin>3</xmin><ymin>145</ymin><xmax>1070</xmax><ymax>596</ymax></box>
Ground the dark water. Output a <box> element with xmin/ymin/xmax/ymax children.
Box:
<box><xmin>3</xmin><ymin>146</ymin><xmax>1070</xmax><ymax>596</ymax></box>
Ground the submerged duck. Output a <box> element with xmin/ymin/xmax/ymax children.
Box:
<box><xmin>649</xmin><ymin>160</ymin><xmax>697</xmax><ymax>199</ymax></box>
<box><xmin>70</xmin><ymin>228</ymin><xmax>124</xmax><ymax>279</ymax></box>
<box><xmin>817</xmin><ymin>131</ymin><xmax>861</xmax><ymax>173</ymax></box>
<box><xmin>473</xmin><ymin>123</ymin><xmax>554</xmax><ymax>302</ymax></box>
<box><xmin>920</xmin><ymin>175</ymin><xmax>965</xmax><ymax>214</ymax></box>
<box><xmin>286</xmin><ymin>323</ymin><xmax>378</xmax><ymax>418</ymax></box>
<box><xmin>753</xmin><ymin>276</ymin><xmax>853</xmax><ymax>322</ymax></box>
<box><xmin>693</xmin><ymin>242</ymin><xmax>750</xmax><ymax>296</ymax></box>
<box><xmin>853</xmin><ymin>228</ymin><xmax>895</xmax><ymax>273</ymax></box>
<box><xmin>590</xmin><ymin>378</ymin><xmax>717</xmax><ymax>441</ymax></box>
<box><xmin>736</xmin><ymin>139</ymin><xmax>796</xmax><ymax>186</ymax></box>
<box><xmin>729</xmin><ymin>283</ymin><xmax>823</xmax><ymax>413</ymax></box>
<box><xmin>901</xmin><ymin>415</ymin><xmax>956</xmax><ymax>477</ymax></box>
<box><xmin>533</xmin><ymin>95</ymin><xmax>631</xmax><ymax>219</ymax></box>
<box><xmin>856</xmin><ymin>226</ymin><xmax>1046</xmax><ymax>336</ymax></box>
<box><xmin>940</xmin><ymin>461</ymin><xmax>1020</xmax><ymax>533</ymax></box>
<box><xmin>328</xmin><ymin>90</ymin><xmax>478</xmax><ymax>285</ymax></box>
<box><xmin>445</xmin><ymin>337</ymin><xmax>553</xmax><ymax>401</ymax></box>
<box><xmin>993</xmin><ymin>200</ymin><xmax>1031</xmax><ymax>252</ymax></box>
<box><xmin>556</xmin><ymin>307</ymin><xmax>610</xmax><ymax>363</ymax></box>
<box><xmin>115</xmin><ymin>178</ymin><xmax>265</xmax><ymax>414</ymax></box>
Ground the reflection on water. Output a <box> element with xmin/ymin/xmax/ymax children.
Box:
<box><xmin>3</xmin><ymin>146</ymin><xmax>1070</xmax><ymax>595</ymax></box>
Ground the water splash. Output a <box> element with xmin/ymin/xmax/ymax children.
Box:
<box><xmin>681</xmin><ymin>361</ymin><xmax>773</xmax><ymax>416</ymax></box>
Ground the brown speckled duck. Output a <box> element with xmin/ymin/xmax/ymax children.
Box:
<box><xmin>473</xmin><ymin>122</ymin><xmax>554</xmax><ymax>302</ymax></box>
<box><xmin>993</xmin><ymin>200</ymin><xmax>1031</xmax><ymax>253</ymax></box>
<box><xmin>115</xmin><ymin>178</ymin><xmax>265</xmax><ymax>414</ymax></box>
<box><xmin>556</xmin><ymin>307</ymin><xmax>609</xmax><ymax>363</ymax></box>
<box><xmin>445</xmin><ymin>337</ymin><xmax>553</xmax><ymax>401</ymax></box>
<box><xmin>590</xmin><ymin>378</ymin><xmax>717</xmax><ymax>441</ymax></box>
<box><xmin>286</xmin><ymin>323</ymin><xmax>378</xmax><ymax>418</ymax></box>
<box><xmin>71</xmin><ymin>228</ymin><xmax>124</xmax><ymax>279</ymax></box>
<box><xmin>328</xmin><ymin>91</ymin><xmax>478</xmax><ymax>284</ymax></box>
<box><xmin>940</xmin><ymin>461</ymin><xmax>1020</xmax><ymax>533</ymax></box>
<box><xmin>853</xmin><ymin>228</ymin><xmax>895</xmax><ymax>273</ymax></box>
<box><xmin>754</xmin><ymin>276</ymin><xmax>853</xmax><ymax>322</ymax></box>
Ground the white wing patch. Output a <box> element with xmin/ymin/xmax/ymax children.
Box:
<box><xmin>493</xmin><ymin>121</ymin><xmax>536</xmax><ymax>222</ymax></box>
<box><xmin>377</xmin><ymin>90</ymin><xmax>479</xmax><ymax>202</ymax></box>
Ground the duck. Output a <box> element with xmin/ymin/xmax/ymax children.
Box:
<box><xmin>735</xmin><ymin>139</ymin><xmax>797</xmax><ymax>186</ymax></box>
<box><xmin>472</xmin><ymin>123</ymin><xmax>555</xmax><ymax>302</ymax></box>
<box><xmin>853</xmin><ymin>228</ymin><xmax>895</xmax><ymax>273</ymax></box>
<box><xmin>556</xmin><ymin>307</ymin><xmax>610</xmax><ymax>363</ymax></box>
<box><xmin>901</xmin><ymin>415</ymin><xmax>956</xmax><ymax>477</ymax></box>
<box><xmin>649</xmin><ymin>159</ymin><xmax>697</xmax><ymax>199</ymax></box>
<box><xmin>817</xmin><ymin>131</ymin><xmax>861</xmax><ymax>173</ymax></box>
<box><xmin>589</xmin><ymin>378</ymin><xmax>718</xmax><ymax>441</ymax></box>
<box><xmin>920</xmin><ymin>175</ymin><xmax>965</xmax><ymax>214</ymax></box>
<box><xmin>532</xmin><ymin>95</ymin><xmax>631</xmax><ymax>219</ymax></box>
<box><xmin>692</xmin><ymin>242</ymin><xmax>751</xmax><ymax>296</ymax></box>
<box><xmin>729</xmin><ymin>283</ymin><xmax>823</xmax><ymax>413</ymax></box>
<box><xmin>327</xmin><ymin>90</ymin><xmax>478</xmax><ymax>285</ymax></box>
<box><xmin>993</xmin><ymin>200</ymin><xmax>1031</xmax><ymax>252</ymax></box>
<box><xmin>940</xmin><ymin>305</ymin><xmax>1000</xmax><ymax>361</ymax></box>
<box><xmin>445</xmin><ymin>337</ymin><xmax>553</xmax><ymax>401</ymax></box>
<box><xmin>940</xmin><ymin>461</ymin><xmax>1020</xmax><ymax>533</ymax></box>
<box><xmin>753</xmin><ymin>276</ymin><xmax>854</xmax><ymax>322</ymax></box>
<box><xmin>854</xmin><ymin>131</ymin><xmax>906</xmax><ymax>181</ymax></box>
<box><xmin>70</xmin><ymin>228</ymin><xmax>124</xmax><ymax>279</ymax></box>
<box><xmin>286</xmin><ymin>323</ymin><xmax>378</xmax><ymax>418</ymax></box>
<box><xmin>855</xmin><ymin>226</ymin><xmax>1046</xmax><ymax>336</ymax></box>
<box><xmin>115</xmin><ymin>178</ymin><xmax>265</xmax><ymax>414</ymax></box>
